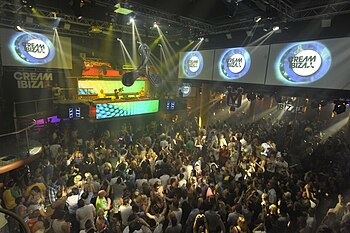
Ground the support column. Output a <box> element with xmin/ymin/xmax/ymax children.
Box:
<box><xmin>199</xmin><ymin>83</ymin><xmax>210</xmax><ymax>129</ymax></box>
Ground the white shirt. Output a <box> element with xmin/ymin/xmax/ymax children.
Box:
<box><xmin>119</xmin><ymin>205</ymin><xmax>132</xmax><ymax>226</ymax></box>
<box><xmin>76</xmin><ymin>204</ymin><xmax>95</xmax><ymax>230</ymax></box>
<box><xmin>66</xmin><ymin>194</ymin><xmax>80</xmax><ymax>214</ymax></box>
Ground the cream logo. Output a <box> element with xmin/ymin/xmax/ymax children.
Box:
<box><xmin>13</xmin><ymin>33</ymin><xmax>55</xmax><ymax>64</ymax></box>
<box><xmin>219</xmin><ymin>48</ymin><xmax>251</xmax><ymax>79</ymax></box>
<box><xmin>288</xmin><ymin>50</ymin><xmax>322</xmax><ymax>76</ymax></box>
<box><xmin>277</xmin><ymin>42</ymin><xmax>331</xmax><ymax>83</ymax></box>
<box><xmin>188</xmin><ymin>56</ymin><xmax>200</xmax><ymax>73</ymax></box>
<box><xmin>180</xmin><ymin>83</ymin><xmax>192</xmax><ymax>97</ymax></box>
<box><xmin>183</xmin><ymin>51</ymin><xmax>204</xmax><ymax>78</ymax></box>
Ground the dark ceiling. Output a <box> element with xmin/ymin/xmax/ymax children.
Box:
<box><xmin>1</xmin><ymin>0</ymin><xmax>350</xmax><ymax>44</ymax></box>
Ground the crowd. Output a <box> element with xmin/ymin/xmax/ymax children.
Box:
<box><xmin>1</xmin><ymin>113</ymin><xmax>350</xmax><ymax>233</ymax></box>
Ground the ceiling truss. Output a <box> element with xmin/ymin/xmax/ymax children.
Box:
<box><xmin>0</xmin><ymin>0</ymin><xmax>350</xmax><ymax>38</ymax></box>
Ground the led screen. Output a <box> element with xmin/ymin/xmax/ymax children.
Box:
<box><xmin>0</xmin><ymin>28</ymin><xmax>72</xmax><ymax>69</ymax></box>
<box><xmin>78</xmin><ymin>80</ymin><xmax>146</xmax><ymax>95</ymax></box>
<box><xmin>178</xmin><ymin>50</ymin><xmax>214</xmax><ymax>80</ymax></box>
<box><xmin>265</xmin><ymin>38</ymin><xmax>350</xmax><ymax>90</ymax></box>
<box><xmin>213</xmin><ymin>46</ymin><xmax>269</xmax><ymax>84</ymax></box>
<box><xmin>96</xmin><ymin>100</ymin><xmax>159</xmax><ymax>119</ymax></box>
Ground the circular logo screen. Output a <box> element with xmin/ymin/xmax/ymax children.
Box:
<box><xmin>182</xmin><ymin>51</ymin><xmax>204</xmax><ymax>78</ymax></box>
<box><xmin>13</xmin><ymin>33</ymin><xmax>55</xmax><ymax>64</ymax></box>
<box><xmin>219</xmin><ymin>48</ymin><xmax>251</xmax><ymax>79</ymax></box>
<box><xmin>277</xmin><ymin>41</ymin><xmax>331</xmax><ymax>84</ymax></box>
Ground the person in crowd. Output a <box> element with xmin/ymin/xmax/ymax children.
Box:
<box><xmin>52</xmin><ymin>210</ymin><xmax>71</xmax><ymax>233</ymax></box>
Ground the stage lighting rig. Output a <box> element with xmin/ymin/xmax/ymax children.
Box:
<box><xmin>333</xmin><ymin>101</ymin><xmax>346</xmax><ymax>115</ymax></box>
<box><xmin>247</xmin><ymin>92</ymin><xmax>256</xmax><ymax>101</ymax></box>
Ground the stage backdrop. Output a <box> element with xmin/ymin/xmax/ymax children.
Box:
<box><xmin>213</xmin><ymin>45</ymin><xmax>269</xmax><ymax>84</ymax></box>
<box><xmin>0</xmin><ymin>28</ymin><xmax>72</xmax><ymax>69</ymax></box>
<box><xmin>178</xmin><ymin>50</ymin><xmax>214</xmax><ymax>80</ymax></box>
<box><xmin>265</xmin><ymin>37</ymin><xmax>350</xmax><ymax>90</ymax></box>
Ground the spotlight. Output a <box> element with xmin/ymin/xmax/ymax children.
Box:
<box><xmin>22</xmin><ymin>0</ymin><xmax>35</xmax><ymax>8</ymax></box>
<box><xmin>247</xmin><ymin>92</ymin><xmax>256</xmax><ymax>101</ymax></box>
<box><xmin>198</xmin><ymin>37</ymin><xmax>204</xmax><ymax>41</ymax></box>
<box><xmin>333</xmin><ymin>101</ymin><xmax>346</xmax><ymax>115</ymax></box>
<box><xmin>129</xmin><ymin>17</ymin><xmax>135</xmax><ymax>23</ymax></box>
<box><xmin>257</xmin><ymin>94</ymin><xmax>264</xmax><ymax>100</ymax></box>
<box><xmin>254</xmin><ymin>16</ymin><xmax>262</xmax><ymax>23</ymax></box>
<box><xmin>272</xmin><ymin>26</ymin><xmax>280</xmax><ymax>31</ymax></box>
<box><xmin>77</xmin><ymin>15</ymin><xmax>83</xmax><ymax>20</ymax></box>
<box><xmin>16</xmin><ymin>25</ymin><xmax>23</xmax><ymax>31</ymax></box>
<box><xmin>117</xmin><ymin>38</ymin><xmax>121</xmax><ymax>41</ymax></box>
<box><xmin>153</xmin><ymin>22</ymin><xmax>158</xmax><ymax>28</ymax></box>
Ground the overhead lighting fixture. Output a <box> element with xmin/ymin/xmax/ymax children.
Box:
<box><xmin>272</xmin><ymin>25</ymin><xmax>280</xmax><ymax>31</ymax></box>
<box><xmin>254</xmin><ymin>16</ymin><xmax>262</xmax><ymax>23</ymax></box>
<box><xmin>15</xmin><ymin>25</ymin><xmax>23</xmax><ymax>31</ymax></box>
<box><xmin>129</xmin><ymin>17</ymin><xmax>135</xmax><ymax>24</ymax></box>
<box><xmin>63</xmin><ymin>22</ymin><xmax>71</xmax><ymax>30</ymax></box>
<box><xmin>153</xmin><ymin>22</ymin><xmax>158</xmax><ymax>28</ymax></box>
<box><xmin>114</xmin><ymin>3</ymin><xmax>134</xmax><ymax>15</ymax></box>
<box><xmin>333</xmin><ymin>101</ymin><xmax>346</xmax><ymax>115</ymax></box>
<box><xmin>22</xmin><ymin>0</ymin><xmax>35</xmax><ymax>8</ymax></box>
<box><xmin>247</xmin><ymin>92</ymin><xmax>256</xmax><ymax>101</ymax></box>
<box><xmin>321</xmin><ymin>19</ymin><xmax>332</xmax><ymax>28</ymax></box>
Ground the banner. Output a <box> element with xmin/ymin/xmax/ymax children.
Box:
<box><xmin>213</xmin><ymin>46</ymin><xmax>269</xmax><ymax>84</ymax></box>
<box><xmin>0</xmin><ymin>28</ymin><xmax>72</xmax><ymax>69</ymax></box>
<box><xmin>3</xmin><ymin>69</ymin><xmax>64</xmax><ymax>101</ymax></box>
<box><xmin>178</xmin><ymin>50</ymin><xmax>214</xmax><ymax>80</ymax></box>
<box><xmin>265</xmin><ymin>38</ymin><xmax>350</xmax><ymax>90</ymax></box>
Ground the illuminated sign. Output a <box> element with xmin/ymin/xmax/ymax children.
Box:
<box><xmin>219</xmin><ymin>48</ymin><xmax>251</xmax><ymax>79</ymax></box>
<box><xmin>12</xmin><ymin>33</ymin><xmax>55</xmax><ymax>64</ymax></box>
<box><xmin>276</xmin><ymin>41</ymin><xmax>331</xmax><ymax>84</ymax></box>
<box><xmin>78</xmin><ymin>80</ymin><xmax>146</xmax><ymax>95</ymax></box>
<box><xmin>180</xmin><ymin>83</ymin><xmax>192</xmax><ymax>97</ymax></box>
<box><xmin>182</xmin><ymin>51</ymin><xmax>204</xmax><ymax>78</ymax></box>
<box><xmin>13</xmin><ymin>72</ymin><xmax>53</xmax><ymax>89</ymax></box>
<box><xmin>96</xmin><ymin>100</ymin><xmax>159</xmax><ymax>119</ymax></box>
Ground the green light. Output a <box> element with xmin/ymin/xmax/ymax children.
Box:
<box><xmin>96</xmin><ymin>100</ymin><xmax>159</xmax><ymax>119</ymax></box>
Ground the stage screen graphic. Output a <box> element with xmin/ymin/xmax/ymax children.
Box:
<box><xmin>178</xmin><ymin>50</ymin><xmax>214</xmax><ymax>80</ymax></box>
<box><xmin>213</xmin><ymin>45</ymin><xmax>269</xmax><ymax>84</ymax></box>
<box><xmin>0</xmin><ymin>28</ymin><xmax>72</xmax><ymax>69</ymax></box>
<box><xmin>265</xmin><ymin>38</ymin><xmax>350</xmax><ymax>90</ymax></box>
<box><xmin>78</xmin><ymin>80</ymin><xmax>146</xmax><ymax>95</ymax></box>
<box><xmin>96</xmin><ymin>100</ymin><xmax>159</xmax><ymax>119</ymax></box>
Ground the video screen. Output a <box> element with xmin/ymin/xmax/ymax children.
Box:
<box><xmin>213</xmin><ymin>45</ymin><xmax>269</xmax><ymax>84</ymax></box>
<box><xmin>265</xmin><ymin>38</ymin><xmax>350</xmax><ymax>90</ymax></box>
<box><xmin>96</xmin><ymin>100</ymin><xmax>159</xmax><ymax>119</ymax></box>
<box><xmin>0</xmin><ymin>28</ymin><xmax>72</xmax><ymax>69</ymax></box>
<box><xmin>178</xmin><ymin>50</ymin><xmax>214</xmax><ymax>80</ymax></box>
<box><xmin>78</xmin><ymin>80</ymin><xmax>146</xmax><ymax>95</ymax></box>
<box><xmin>166</xmin><ymin>100</ymin><xmax>175</xmax><ymax>110</ymax></box>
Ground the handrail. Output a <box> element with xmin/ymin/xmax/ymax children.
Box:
<box><xmin>13</xmin><ymin>97</ymin><xmax>56</xmax><ymax>105</ymax></box>
<box><xmin>0</xmin><ymin>207</ymin><xmax>30</xmax><ymax>233</ymax></box>
<box><xmin>0</xmin><ymin>119</ymin><xmax>36</xmax><ymax>138</ymax></box>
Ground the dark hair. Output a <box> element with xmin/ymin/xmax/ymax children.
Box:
<box><xmin>55</xmin><ymin>210</ymin><xmax>65</xmax><ymax>219</ymax></box>
<box><xmin>132</xmin><ymin>205</ymin><xmax>139</xmax><ymax>213</ymax></box>
<box><xmin>78</xmin><ymin>199</ymin><xmax>85</xmax><ymax>208</ymax></box>
<box><xmin>15</xmin><ymin>197</ymin><xmax>23</xmax><ymax>205</ymax></box>
<box><xmin>81</xmin><ymin>192</ymin><xmax>89</xmax><ymax>200</ymax></box>
<box><xmin>31</xmin><ymin>186</ymin><xmax>41</xmax><ymax>193</ymax></box>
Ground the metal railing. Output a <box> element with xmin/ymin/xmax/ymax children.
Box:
<box><xmin>0</xmin><ymin>208</ymin><xmax>30</xmax><ymax>233</ymax></box>
<box><xmin>0</xmin><ymin>119</ymin><xmax>36</xmax><ymax>157</ymax></box>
